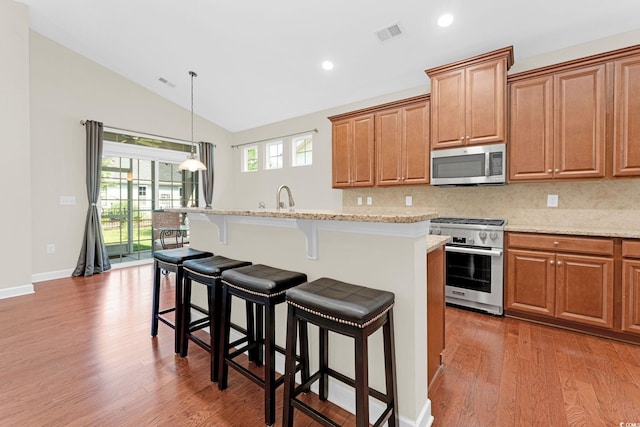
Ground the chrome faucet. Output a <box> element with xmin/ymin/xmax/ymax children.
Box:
<box><xmin>276</xmin><ymin>185</ymin><xmax>295</xmax><ymax>211</ymax></box>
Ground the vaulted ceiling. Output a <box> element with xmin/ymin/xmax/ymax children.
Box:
<box><xmin>18</xmin><ymin>0</ymin><xmax>640</xmax><ymax>132</ymax></box>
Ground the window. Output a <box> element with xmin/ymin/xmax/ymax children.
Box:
<box><xmin>265</xmin><ymin>140</ymin><xmax>283</xmax><ymax>170</ymax></box>
<box><xmin>292</xmin><ymin>134</ymin><xmax>313</xmax><ymax>167</ymax></box>
<box><xmin>138</xmin><ymin>186</ymin><xmax>147</xmax><ymax>196</ymax></box>
<box><xmin>243</xmin><ymin>145</ymin><xmax>258</xmax><ymax>172</ymax></box>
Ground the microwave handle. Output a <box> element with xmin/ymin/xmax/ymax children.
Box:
<box><xmin>485</xmin><ymin>152</ymin><xmax>490</xmax><ymax>177</ymax></box>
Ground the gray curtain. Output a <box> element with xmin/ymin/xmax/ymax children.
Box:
<box><xmin>72</xmin><ymin>120</ymin><xmax>111</xmax><ymax>277</ymax></box>
<box><xmin>199</xmin><ymin>141</ymin><xmax>215</xmax><ymax>208</ymax></box>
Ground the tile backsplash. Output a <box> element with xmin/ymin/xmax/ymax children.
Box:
<box><xmin>343</xmin><ymin>179</ymin><xmax>640</xmax><ymax>230</ymax></box>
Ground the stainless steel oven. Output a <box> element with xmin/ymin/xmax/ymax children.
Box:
<box><xmin>429</xmin><ymin>217</ymin><xmax>506</xmax><ymax>315</ymax></box>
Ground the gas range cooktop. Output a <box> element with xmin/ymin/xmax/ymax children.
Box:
<box><xmin>431</xmin><ymin>217</ymin><xmax>506</xmax><ymax>227</ymax></box>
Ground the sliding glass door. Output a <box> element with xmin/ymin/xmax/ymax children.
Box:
<box><xmin>100</xmin><ymin>131</ymin><xmax>199</xmax><ymax>264</ymax></box>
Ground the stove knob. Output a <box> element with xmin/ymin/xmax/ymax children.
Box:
<box><xmin>430</xmin><ymin>228</ymin><xmax>441</xmax><ymax>235</ymax></box>
<box><xmin>490</xmin><ymin>232</ymin><xmax>498</xmax><ymax>240</ymax></box>
<box><xmin>479</xmin><ymin>231</ymin><xmax>487</xmax><ymax>240</ymax></box>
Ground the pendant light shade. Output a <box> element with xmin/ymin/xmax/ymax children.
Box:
<box><xmin>178</xmin><ymin>70</ymin><xmax>207</xmax><ymax>172</ymax></box>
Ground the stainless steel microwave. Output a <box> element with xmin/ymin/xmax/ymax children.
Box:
<box><xmin>430</xmin><ymin>143</ymin><xmax>506</xmax><ymax>186</ymax></box>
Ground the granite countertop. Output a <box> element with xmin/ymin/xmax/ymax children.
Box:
<box><xmin>427</xmin><ymin>235</ymin><xmax>451</xmax><ymax>253</ymax></box>
<box><xmin>171</xmin><ymin>207</ymin><xmax>438</xmax><ymax>224</ymax></box>
<box><xmin>505</xmin><ymin>223</ymin><xmax>640</xmax><ymax>239</ymax></box>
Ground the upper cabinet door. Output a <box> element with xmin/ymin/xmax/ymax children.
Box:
<box><xmin>351</xmin><ymin>114</ymin><xmax>375</xmax><ymax>187</ymax></box>
<box><xmin>430</xmin><ymin>68</ymin><xmax>466</xmax><ymax>149</ymax></box>
<box><xmin>553</xmin><ymin>65</ymin><xmax>606</xmax><ymax>179</ymax></box>
<box><xmin>402</xmin><ymin>101</ymin><xmax>430</xmax><ymax>184</ymax></box>
<box><xmin>376</xmin><ymin>108</ymin><xmax>403</xmax><ymax>185</ymax></box>
<box><xmin>427</xmin><ymin>46</ymin><xmax>513</xmax><ymax>150</ymax></box>
<box><xmin>614</xmin><ymin>54</ymin><xmax>640</xmax><ymax>176</ymax></box>
<box><xmin>331</xmin><ymin>119</ymin><xmax>352</xmax><ymax>188</ymax></box>
<box><xmin>508</xmin><ymin>75</ymin><xmax>554</xmax><ymax>181</ymax></box>
<box><xmin>466</xmin><ymin>59</ymin><xmax>507</xmax><ymax>146</ymax></box>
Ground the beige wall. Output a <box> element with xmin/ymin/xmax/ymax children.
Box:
<box><xmin>0</xmin><ymin>0</ymin><xmax>32</xmax><ymax>295</ymax></box>
<box><xmin>10</xmin><ymin>4</ymin><xmax>640</xmax><ymax>287</ymax></box>
<box><xmin>29</xmin><ymin>31</ymin><xmax>233</xmax><ymax>279</ymax></box>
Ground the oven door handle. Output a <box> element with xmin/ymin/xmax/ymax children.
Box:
<box><xmin>445</xmin><ymin>246</ymin><xmax>503</xmax><ymax>257</ymax></box>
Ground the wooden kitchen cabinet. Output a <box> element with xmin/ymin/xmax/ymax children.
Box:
<box><xmin>330</xmin><ymin>114</ymin><xmax>375</xmax><ymax>188</ymax></box>
<box><xmin>426</xmin><ymin>46</ymin><xmax>513</xmax><ymax>149</ymax></box>
<box><xmin>622</xmin><ymin>240</ymin><xmax>640</xmax><ymax>335</ymax></box>
<box><xmin>427</xmin><ymin>245</ymin><xmax>445</xmax><ymax>389</ymax></box>
<box><xmin>376</xmin><ymin>100</ymin><xmax>430</xmax><ymax>186</ymax></box>
<box><xmin>506</xmin><ymin>233</ymin><xmax>614</xmax><ymax>329</ymax></box>
<box><xmin>508</xmin><ymin>64</ymin><xmax>606</xmax><ymax>181</ymax></box>
<box><xmin>614</xmin><ymin>54</ymin><xmax>640</xmax><ymax>176</ymax></box>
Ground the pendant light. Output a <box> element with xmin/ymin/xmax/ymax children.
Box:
<box><xmin>178</xmin><ymin>70</ymin><xmax>207</xmax><ymax>172</ymax></box>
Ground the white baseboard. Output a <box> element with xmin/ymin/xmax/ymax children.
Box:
<box><xmin>0</xmin><ymin>283</ymin><xmax>34</xmax><ymax>300</ymax></box>
<box><xmin>31</xmin><ymin>258</ymin><xmax>153</xmax><ymax>284</ymax></box>
<box><xmin>32</xmin><ymin>268</ymin><xmax>74</xmax><ymax>283</ymax></box>
<box><xmin>227</xmin><ymin>328</ymin><xmax>432</xmax><ymax>426</ymax></box>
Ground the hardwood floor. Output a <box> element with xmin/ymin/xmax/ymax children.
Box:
<box><xmin>429</xmin><ymin>305</ymin><xmax>640</xmax><ymax>426</ymax></box>
<box><xmin>0</xmin><ymin>265</ymin><xmax>354</xmax><ymax>426</ymax></box>
<box><xmin>3</xmin><ymin>265</ymin><xmax>640</xmax><ymax>426</ymax></box>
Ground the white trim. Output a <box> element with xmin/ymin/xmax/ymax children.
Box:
<box><xmin>111</xmin><ymin>258</ymin><xmax>153</xmax><ymax>269</ymax></box>
<box><xmin>32</xmin><ymin>268</ymin><xmax>74</xmax><ymax>283</ymax></box>
<box><xmin>0</xmin><ymin>284</ymin><xmax>34</xmax><ymax>300</ymax></box>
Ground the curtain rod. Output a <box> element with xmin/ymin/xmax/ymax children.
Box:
<box><xmin>230</xmin><ymin>128</ymin><xmax>318</xmax><ymax>148</ymax></box>
<box><xmin>80</xmin><ymin>120</ymin><xmax>216</xmax><ymax>147</ymax></box>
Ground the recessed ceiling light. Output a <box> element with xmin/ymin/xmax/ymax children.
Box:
<box><xmin>437</xmin><ymin>14</ymin><xmax>454</xmax><ymax>28</ymax></box>
<box><xmin>322</xmin><ymin>61</ymin><xmax>334</xmax><ymax>71</ymax></box>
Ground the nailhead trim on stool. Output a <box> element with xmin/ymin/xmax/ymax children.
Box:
<box><xmin>282</xmin><ymin>277</ymin><xmax>399</xmax><ymax>427</ymax></box>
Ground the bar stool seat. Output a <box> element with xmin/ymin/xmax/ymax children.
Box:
<box><xmin>181</xmin><ymin>255</ymin><xmax>252</xmax><ymax>382</ymax></box>
<box><xmin>151</xmin><ymin>247</ymin><xmax>212</xmax><ymax>353</ymax></box>
<box><xmin>283</xmin><ymin>277</ymin><xmax>398</xmax><ymax>427</ymax></box>
<box><xmin>219</xmin><ymin>264</ymin><xmax>308</xmax><ymax>426</ymax></box>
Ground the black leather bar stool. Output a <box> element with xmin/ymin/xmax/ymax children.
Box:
<box><xmin>181</xmin><ymin>255</ymin><xmax>252</xmax><ymax>382</ymax></box>
<box><xmin>218</xmin><ymin>264</ymin><xmax>308</xmax><ymax>426</ymax></box>
<box><xmin>282</xmin><ymin>277</ymin><xmax>398</xmax><ymax>427</ymax></box>
<box><xmin>151</xmin><ymin>247</ymin><xmax>212</xmax><ymax>353</ymax></box>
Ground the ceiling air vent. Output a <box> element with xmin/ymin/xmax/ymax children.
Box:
<box><xmin>158</xmin><ymin>77</ymin><xmax>176</xmax><ymax>88</ymax></box>
<box><xmin>375</xmin><ymin>22</ymin><xmax>404</xmax><ymax>42</ymax></box>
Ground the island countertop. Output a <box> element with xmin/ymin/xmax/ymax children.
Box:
<box><xmin>168</xmin><ymin>207</ymin><xmax>438</xmax><ymax>223</ymax></box>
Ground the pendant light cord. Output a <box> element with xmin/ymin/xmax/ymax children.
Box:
<box><xmin>189</xmin><ymin>70</ymin><xmax>197</xmax><ymax>156</ymax></box>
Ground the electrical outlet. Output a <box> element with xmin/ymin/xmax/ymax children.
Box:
<box><xmin>405</xmin><ymin>196</ymin><xmax>413</xmax><ymax>206</ymax></box>
<box><xmin>357</xmin><ymin>196</ymin><xmax>363</xmax><ymax>206</ymax></box>
<box><xmin>547</xmin><ymin>194</ymin><xmax>559</xmax><ymax>207</ymax></box>
<box><xmin>366</xmin><ymin>196</ymin><xmax>373</xmax><ymax>206</ymax></box>
<box><xmin>46</xmin><ymin>244</ymin><xmax>55</xmax><ymax>254</ymax></box>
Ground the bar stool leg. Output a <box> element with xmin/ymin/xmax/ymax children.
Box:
<box><xmin>218</xmin><ymin>286</ymin><xmax>231</xmax><ymax>390</ymax></box>
<box><xmin>151</xmin><ymin>260</ymin><xmax>161</xmax><ymax>337</ymax></box>
<box><xmin>355</xmin><ymin>331</ymin><xmax>370</xmax><ymax>427</ymax></box>
<box><xmin>179</xmin><ymin>275</ymin><xmax>193</xmax><ymax>357</ymax></box>
<box><xmin>384</xmin><ymin>311</ymin><xmax>399</xmax><ymax>427</ymax></box>
<box><xmin>319</xmin><ymin>326</ymin><xmax>329</xmax><ymax>401</ymax></box>
<box><xmin>255</xmin><ymin>304</ymin><xmax>264</xmax><ymax>366</ymax></box>
<box><xmin>282</xmin><ymin>305</ymin><xmax>298</xmax><ymax>427</ymax></box>
<box><xmin>208</xmin><ymin>285</ymin><xmax>219</xmax><ymax>382</ymax></box>
<box><xmin>298</xmin><ymin>319</ymin><xmax>310</xmax><ymax>392</ymax></box>
<box><xmin>173</xmin><ymin>266</ymin><xmax>184</xmax><ymax>354</ymax></box>
<box><xmin>264</xmin><ymin>303</ymin><xmax>276</xmax><ymax>426</ymax></box>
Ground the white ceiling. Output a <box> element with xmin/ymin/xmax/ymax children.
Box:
<box><xmin>18</xmin><ymin>0</ymin><xmax>640</xmax><ymax>132</ymax></box>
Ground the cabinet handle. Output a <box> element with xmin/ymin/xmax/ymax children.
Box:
<box><xmin>555</xmin><ymin>169</ymin><xmax>560</xmax><ymax>173</ymax></box>
<box><xmin>557</xmin><ymin>261</ymin><xmax>563</xmax><ymax>266</ymax></box>
<box><xmin>553</xmin><ymin>241</ymin><xmax>559</xmax><ymax>246</ymax></box>
<box><xmin>460</xmin><ymin>137</ymin><xmax>465</xmax><ymax>141</ymax></box>
<box><xmin>547</xmin><ymin>169</ymin><xmax>553</xmax><ymax>173</ymax></box>
<box><xmin>550</xmin><ymin>260</ymin><xmax>555</xmax><ymax>265</ymax></box>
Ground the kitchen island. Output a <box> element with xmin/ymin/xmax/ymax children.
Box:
<box><xmin>171</xmin><ymin>207</ymin><xmax>438</xmax><ymax>426</ymax></box>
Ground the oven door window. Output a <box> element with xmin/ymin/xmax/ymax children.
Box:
<box><xmin>445</xmin><ymin>249</ymin><xmax>492</xmax><ymax>293</ymax></box>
